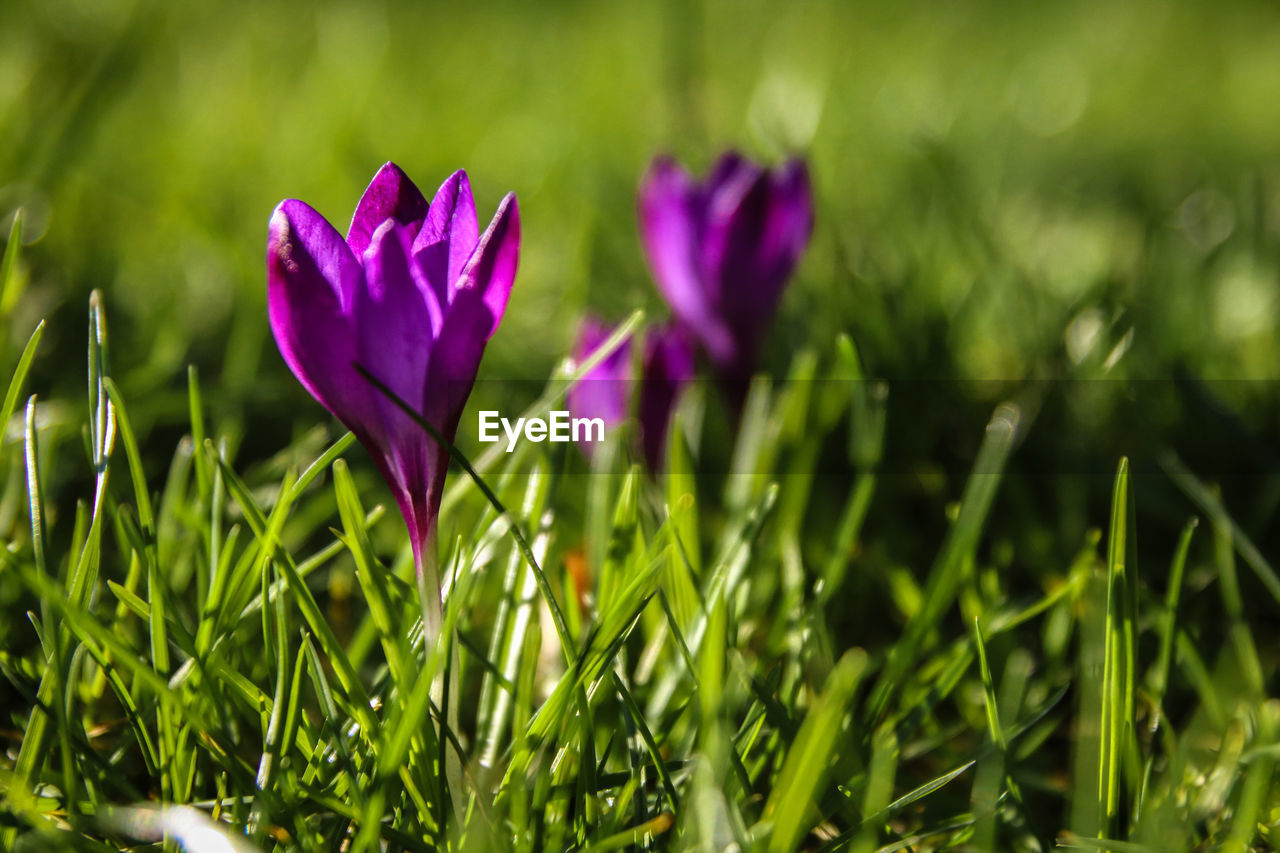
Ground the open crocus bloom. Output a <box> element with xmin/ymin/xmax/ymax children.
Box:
<box><xmin>639</xmin><ymin>152</ymin><xmax>812</xmax><ymax>388</ymax></box>
<box><xmin>267</xmin><ymin>162</ymin><xmax>519</xmax><ymax>624</ymax></box>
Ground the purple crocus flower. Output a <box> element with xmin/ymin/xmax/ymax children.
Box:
<box><xmin>567</xmin><ymin>318</ymin><xmax>693</xmax><ymax>469</ymax></box>
<box><xmin>566</xmin><ymin>317</ymin><xmax>633</xmax><ymax>460</ymax></box>
<box><xmin>266</xmin><ymin>162</ymin><xmax>519</xmax><ymax>627</ymax></box>
<box><xmin>638</xmin><ymin>324</ymin><xmax>694</xmax><ymax>468</ymax></box>
<box><xmin>638</xmin><ymin>152</ymin><xmax>813</xmax><ymax>389</ymax></box>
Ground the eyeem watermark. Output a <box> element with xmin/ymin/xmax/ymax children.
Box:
<box><xmin>478</xmin><ymin>411</ymin><xmax>605</xmax><ymax>453</ymax></box>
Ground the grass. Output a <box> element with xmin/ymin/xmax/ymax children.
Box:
<box><xmin>2</xmin><ymin>282</ymin><xmax>1277</xmax><ymax>849</ymax></box>
<box><xmin>3</xmin><ymin>0</ymin><xmax>1280</xmax><ymax>849</ymax></box>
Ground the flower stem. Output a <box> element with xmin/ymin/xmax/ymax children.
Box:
<box><xmin>414</xmin><ymin>523</ymin><xmax>464</xmax><ymax>828</ymax></box>
<box><xmin>416</xmin><ymin>526</ymin><xmax>444</xmax><ymax>648</ymax></box>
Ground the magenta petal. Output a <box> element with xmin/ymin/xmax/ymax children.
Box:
<box><xmin>357</xmin><ymin>220</ymin><xmax>436</xmax><ymax>423</ymax></box>
<box><xmin>761</xmin><ymin>159</ymin><xmax>814</xmax><ymax>279</ymax></box>
<box><xmin>266</xmin><ymin>201</ymin><xmax>369</xmax><ymax>425</ymax></box>
<box><xmin>701</xmin><ymin>166</ymin><xmax>773</xmax><ymax>295</ymax></box>
<box><xmin>457</xmin><ymin>193</ymin><xmax>520</xmax><ymax>337</ymax></box>
<box><xmin>702</xmin><ymin>163</ymin><xmax>803</xmax><ymax>377</ymax></box>
<box><xmin>706</xmin><ymin>151</ymin><xmax>761</xmax><ymax>199</ymax></box>
<box><xmin>639</xmin><ymin>159</ymin><xmax>736</xmax><ymax>365</ymax></box>
<box><xmin>413</xmin><ymin>170</ymin><xmax>480</xmax><ymax>305</ymax></box>
<box><xmin>347</xmin><ymin>162</ymin><xmax>430</xmax><ymax>258</ymax></box>
<box><xmin>639</xmin><ymin>324</ymin><xmax>694</xmax><ymax>469</ymax></box>
<box><xmin>720</xmin><ymin>161</ymin><xmax>811</xmax><ymax>324</ymax></box>
<box><xmin>638</xmin><ymin>160</ymin><xmax>703</xmax><ymax>324</ymax></box>
<box><xmin>568</xmin><ymin>317</ymin><xmax>633</xmax><ymax>441</ymax></box>
<box><xmin>423</xmin><ymin>285</ymin><xmax>495</xmax><ymax>436</ymax></box>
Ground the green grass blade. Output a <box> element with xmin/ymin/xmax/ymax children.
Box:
<box><xmin>870</xmin><ymin>403</ymin><xmax>1021</xmax><ymax>719</ymax></box>
<box><xmin>1161</xmin><ymin>451</ymin><xmax>1280</xmax><ymax>604</ymax></box>
<box><xmin>1211</xmin><ymin>510</ymin><xmax>1265</xmax><ymax>700</ymax></box>
<box><xmin>333</xmin><ymin>457</ymin><xmax>408</xmax><ymax>685</ymax></box>
<box><xmin>102</xmin><ymin>378</ymin><xmax>156</xmax><ymax>552</ymax></box>
<box><xmin>6</xmin><ymin>398</ymin><xmax>54</xmax><ymax>847</ymax></box>
<box><xmin>610</xmin><ymin>670</ymin><xmax>679</xmax><ymax>814</ymax></box>
<box><xmin>0</xmin><ymin>208</ymin><xmax>24</xmax><ymax>315</ymax></box>
<box><xmin>973</xmin><ymin>619</ymin><xmax>1006</xmax><ymax>751</ymax></box>
<box><xmin>852</xmin><ymin>722</ymin><xmax>899</xmax><ymax>853</ymax></box>
<box><xmin>1</xmin><ymin>321</ymin><xmax>44</xmax><ymax>448</ymax></box>
<box><xmin>763</xmin><ymin>649</ymin><xmax>868</xmax><ymax>853</ymax></box>
<box><xmin>1098</xmin><ymin>457</ymin><xmax>1133</xmax><ymax>838</ymax></box>
<box><xmin>1149</xmin><ymin>517</ymin><xmax>1196</xmax><ymax>734</ymax></box>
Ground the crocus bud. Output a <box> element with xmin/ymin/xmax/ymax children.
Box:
<box><xmin>567</xmin><ymin>318</ymin><xmax>692</xmax><ymax>470</ymax></box>
<box><xmin>267</xmin><ymin>162</ymin><xmax>519</xmax><ymax>629</ymax></box>
<box><xmin>638</xmin><ymin>323</ymin><xmax>694</xmax><ymax>469</ymax></box>
<box><xmin>567</xmin><ymin>316</ymin><xmax>632</xmax><ymax>461</ymax></box>
<box><xmin>638</xmin><ymin>152</ymin><xmax>812</xmax><ymax>391</ymax></box>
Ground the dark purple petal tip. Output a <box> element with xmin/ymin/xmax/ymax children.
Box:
<box><xmin>347</xmin><ymin>162</ymin><xmax>430</xmax><ymax>258</ymax></box>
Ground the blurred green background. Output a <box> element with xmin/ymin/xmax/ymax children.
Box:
<box><xmin>6</xmin><ymin>2</ymin><xmax>1280</xmax><ymax>845</ymax></box>
<box><xmin>6</xmin><ymin>0</ymin><xmax>1280</xmax><ymax>377</ymax></box>
<box><xmin>4</xmin><ymin>0</ymin><xmax>1280</xmax><ymax>513</ymax></box>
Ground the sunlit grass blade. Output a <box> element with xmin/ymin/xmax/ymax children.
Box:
<box><xmin>333</xmin><ymin>457</ymin><xmax>408</xmax><ymax>685</ymax></box>
<box><xmin>5</xmin><ymin>398</ymin><xmax>56</xmax><ymax>847</ymax></box>
<box><xmin>762</xmin><ymin>649</ymin><xmax>868</xmax><ymax>853</ymax></box>
<box><xmin>838</xmin><ymin>335</ymin><xmax>887</xmax><ymax>473</ymax></box>
<box><xmin>1097</xmin><ymin>457</ymin><xmax>1135</xmax><ymax>839</ymax></box>
<box><xmin>478</xmin><ymin>465</ymin><xmax>550</xmax><ymax>774</ymax></box>
<box><xmin>851</xmin><ymin>722</ymin><xmax>898</xmax><ymax>853</ymax></box>
<box><xmin>724</xmin><ymin>375</ymin><xmax>773</xmax><ymax>513</ymax></box>
<box><xmin>870</xmin><ymin>402</ymin><xmax>1021</xmax><ymax>719</ymax></box>
<box><xmin>0</xmin><ymin>208</ymin><xmax>24</xmax><ymax>316</ymax></box>
<box><xmin>1</xmin><ymin>320</ymin><xmax>44</xmax><ymax>447</ymax></box>
<box><xmin>666</xmin><ymin>408</ymin><xmax>701</xmax><ymax>582</ymax></box>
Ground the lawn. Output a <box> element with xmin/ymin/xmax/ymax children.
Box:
<box><xmin>2</xmin><ymin>0</ymin><xmax>1280</xmax><ymax>850</ymax></box>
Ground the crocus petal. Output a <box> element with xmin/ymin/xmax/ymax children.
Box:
<box><xmin>347</xmin><ymin>162</ymin><xmax>430</xmax><ymax>258</ymax></box>
<box><xmin>701</xmin><ymin>152</ymin><xmax>767</xmax><ymax>290</ymax></box>
<box><xmin>638</xmin><ymin>325</ymin><xmax>694</xmax><ymax>469</ymax></box>
<box><xmin>702</xmin><ymin>165</ymin><xmax>774</xmax><ymax>302</ymax></box>
<box><xmin>703</xmin><ymin>162</ymin><xmax>808</xmax><ymax>375</ymax></box>
<box><xmin>412</xmin><ymin>170</ymin><xmax>480</xmax><ymax>308</ymax></box>
<box><xmin>357</xmin><ymin>219</ymin><xmax>437</xmax><ymax>423</ymax></box>
<box><xmin>356</xmin><ymin>419</ymin><xmax>444</xmax><ymax>586</ymax></box>
<box><xmin>457</xmin><ymin>192</ymin><xmax>520</xmax><ymax>337</ymax></box>
<box><xmin>266</xmin><ymin>200</ymin><xmax>369</xmax><ymax>425</ymax></box>
<box><xmin>422</xmin><ymin>285</ymin><xmax>496</xmax><ymax>435</ymax></box>
<box><xmin>639</xmin><ymin>158</ymin><xmax>735</xmax><ymax>362</ymax></box>
<box><xmin>568</xmin><ymin>318</ymin><xmax>633</xmax><ymax>442</ymax></box>
<box><xmin>759</xmin><ymin>159</ymin><xmax>813</xmax><ymax>283</ymax></box>
<box><xmin>705</xmin><ymin>151</ymin><xmax>761</xmax><ymax>201</ymax></box>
